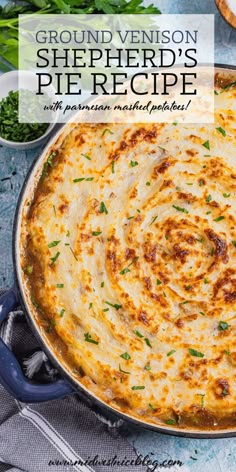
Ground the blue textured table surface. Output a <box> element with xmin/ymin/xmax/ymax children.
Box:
<box><xmin>0</xmin><ymin>0</ymin><xmax>236</xmax><ymax>469</ymax></box>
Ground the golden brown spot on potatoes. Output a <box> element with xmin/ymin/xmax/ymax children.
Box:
<box><xmin>173</xmin><ymin>244</ymin><xmax>190</xmax><ymax>263</ymax></box>
<box><xmin>154</xmin><ymin>160</ymin><xmax>171</xmax><ymax>175</ymax></box>
<box><xmin>143</xmin><ymin>242</ymin><xmax>157</xmax><ymax>263</ymax></box>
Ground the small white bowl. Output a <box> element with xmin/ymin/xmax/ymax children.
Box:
<box><xmin>0</xmin><ymin>70</ymin><xmax>58</xmax><ymax>150</ymax></box>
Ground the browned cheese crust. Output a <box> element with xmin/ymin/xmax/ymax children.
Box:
<box><xmin>20</xmin><ymin>77</ymin><xmax>236</xmax><ymax>431</ymax></box>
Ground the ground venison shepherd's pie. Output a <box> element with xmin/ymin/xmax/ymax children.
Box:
<box><xmin>21</xmin><ymin>76</ymin><xmax>236</xmax><ymax>430</ymax></box>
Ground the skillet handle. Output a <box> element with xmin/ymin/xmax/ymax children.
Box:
<box><xmin>0</xmin><ymin>287</ymin><xmax>75</xmax><ymax>402</ymax></box>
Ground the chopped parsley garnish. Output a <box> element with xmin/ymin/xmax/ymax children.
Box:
<box><xmin>165</xmin><ymin>419</ymin><xmax>176</xmax><ymax>425</ymax></box>
<box><xmin>206</xmin><ymin>211</ymin><xmax>212</xmax><ymax>215</ymax></box>
<box><xmin>167</xmin><ymin>349</ymin><xmax>176</xmax><ymax>357</ymax></box>
<box><xmin>144</xmin><ymin>364</ymin><xmax>151</xmax><ymax>370</ymax></box>
<box><xmin>69</xmin><ymin>246</ymin><xmax>78</xmax><ymax>261</ymax></box>
<box><xmin>73</xmin><ymin>178</ymin><xmax>85</xmax><ymax>182</ymax></box>
<box><xmin>111</xmin><ymin>161</ymin><xmax>115</xmax><ymax>174</ymax></box>
<box><xmin>56</xmin><ymin>283</ymin><xmax>64</xmax><ymax>288</ymax></box>
<box><xmin>214</xmin><ymin>216</ymin><xmax>225</xmax><ymax>222</ymax></box>
<box><xmin>25</xmin><ymin>265</ymin><xmax>33</xmax><ymax>275</ymax></box>
<box><xmin>102</xmin><ymin>308</ymin><xmax>109</xmax><ymax>312</ymax></box>
<box><xmin>120</xmin><ymin>352</ymin><xmax>131</xmax><ymax>360</ymax></box>
<box><xmin>40</xmin><ymin>152</ymin><xmax>56</xmax><ymax>181</ymax></box>
<box><xmin>119</xmin><ymin>364</ymin><xmax>130</xmax><ymax>374</ymax></box>
<box><xmin>84</xmin><ymin>332</ymin><xmax>98</xmax><ymax>344</ymax></box>
<box><xmin>53</xmin><ymin>205</ymin><xmax>56</xmax><ymax>216</ymax></box>
<box><xmin>101</xmin><ymin>281</ymin><xmax>104</xmax><ymax>287</ymax></box>
<box><xmin>48</xmin><ymin>240</ymin><xmax>61</xmax><ymax>248</ymax></box>
<box><xmin>199</xmin><ymin>179</ymin><xmax>204</xmax><ymax>187</ymax></box>
<box><xmin>81</xmin><ymin>153</ymin><xmax>91</xmax><ymax>160</ymax></box>
<box><xmin>186</xmin><ymin>285</ymin><xmax>192</xmax><ymax>290</ymax></box>
<box><xmin>149</xmin><ymin>403</ymin><xmax>155</xmax><ymax>410</ymax></box>
<box><xmin>202</xmin><ymin>140</ymin><xmax>210</xmax><ymax>150</ymax></box>
<box><xmin>204</xmin><ymin>278</ymin><xmax>209</xmax><ymax>284</ymax></box>
<box><xmin>131</xmin><ymin>385</ymin><xmax>145</xmax><ymax>390</ymax></box>
<box><xmin>188</xmin><ymin>348</ymin><xmax>204</xmax><ymax>358</ymax></box>
<box><xmin>150</xmin><ymin>215</ymin><xmax>158</xmax><ymax>226</ymax></box>
<box><xmin>89</xmin><ymin>302</ymin><xmax>93</xmax><ymax>309</ymax></box>
<box><xmin>100</xmin><ymin>201</ymin><xmax>108</xmax><ymax>214</ymax></box>
<box><xmin>222</xmin><ymin>388</ymin><xmax>228</xmax><ymax>397</ymax></box>
<box><xmin>232</xmin><ymin>241</ymin><xmax>236</xmax><ymax>248</ymax></box>
<box><xmin>105</xmin><ymin>301</ymin><xmax>122</xmax><ymax>310</ymax></box>
<box><xmin>50</xmin><ymin>251</ymin><xmax>60</xmax><ymax>266</ymax></box>
<box><xmin>224</xmin><ymin>350</ymin><xmax>231</xmax><ymax>356</ymax></box>
<box><xmin>134</xmin><ymin>330</ymin><xmax>144</xmax><ymax>338</ymax></box>
<box><xmin>120</xmin><ymin>257</ymin><xmax>139</xmax><ymax>275</ymax></box>
<box><xmin>102</xmin><ymin>128</ymin><xmax>113</xmax><ymax>136</ymax></box>
<box><xmin>223</xmin><ymin>193</ymin><xmax>230</xmax><ymax>198</ymax></box>
<box><xmin>206</xmin><ymin>194</ymin><xmax>212</xmax><ymax>203</ymax></box>
<box><xmin>144</xmin><ymin>338</ymin><xmax>152</xmax><ymax>348</ymax></box>
<box><xmin>156</xmin><ymin>279</ymin><xmax>162</xmax><ymax>285</ymax></box>
<box><xmin>211</xmin><ymin>248</ymin><xmax>215</xmax><ymax>256</ymax></box>
<box><xmin>92</xmin><ymin>231</ymin><xmax>102</xmax><ymax>236</ymax></box>
<box><xmin>59</xmin><ymin>309</ymin><xmax>65</xmax><ymax>317</ymax></box>
<box><xmin>120</xmin><ymin>267</ymin><xmax>130</xmax><ymax>275</ymax></box>
<box><xmin>219</xmin><ymin>321</ymin><xmax>230</xmax><ymax>331</ymax></box>
<box><xmin>130</xmin><ymin>160</ymin><xmax>138</xmax><ymax>167</ymax></box>
<box><xmin>216</xmin><ymin>127</ymin><xmax>226</xmax><ymax>137</ymax></box>
<box><xmin>176</xmin><ymin>186</ymin><xmax>181</xmax><ymax>191</ymax></box>
<box><xmin>196</xmin><ymin>393</ymin><xmax>205</xmax><ymax>408</ymax></box>
<box><xmin>180</xmin><ymin>300</ymin><xmax>189</xmax><ymax>305</ymax></box>
<box><xmin>127</xmin><ymin>216</ymin><xmax>134</xmax><ymax>220</ymax></box>
<box><xmin>199</xmin><ymin>311</ymin><xmax>206</xmax><ymax>316</ymax></box>
<box><xmin>173</xmin><ymin>121</ymin><xmax>178</xmax><ymax>126</ymax></box>
<box><xmin>146</xmin><ymin>181</ymin><xmax>151</xmax><ymax>186</ymax></box>
<box><xmin>172</xmin><ymin>205</ymin><xmax>189</xmax><ymax>214</ymax></box>
<box><xmin>66</xmin><ymin>230</ymin><xmax>70</xmax><ymax>237</ymax></box>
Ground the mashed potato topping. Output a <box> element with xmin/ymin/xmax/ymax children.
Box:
<box><xmin>20</xmin><ymin>77</ymin><xmax>236</xmax><ymax>430</ymax></box>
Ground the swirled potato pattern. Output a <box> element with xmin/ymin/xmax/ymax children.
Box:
<box><xmin>21</xmin><ymin>81</ymin><xmax>236</xmax><ymax>431</ymax></box>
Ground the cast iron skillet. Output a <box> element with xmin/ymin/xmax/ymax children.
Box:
<box><xmin>0</xmin><ymin>64</ymin><xmax>236</xmax><ymax>438</ymax></box>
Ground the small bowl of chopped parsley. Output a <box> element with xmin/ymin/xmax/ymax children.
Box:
<box><xmin>0</xmin><ymin>71</ymin><xmax>58</xmax><ymax>149</ymax></box>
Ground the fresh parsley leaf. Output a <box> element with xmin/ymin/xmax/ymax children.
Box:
<box><xmin>219</xmin><ymin>321</ymin><xmax>230</xmax><ymax>331</ymax></box>
<box><xmin>172</xmin><ymin>205</ymin><xmax>189</xmax><ymax>214</ymax></box>
<box><xmin>144</xmin><ymin>338</ymin><xmax>152</xmax><ymax>348</ymax></box>
<box><xmin>214</xmin><ymin>216</ymin><xmax>225</xmax><ymax>222</ymax></box>
<box><xmin>131</xmin><ymin>385</ymin><xmax>145</xmax><ymax>390</ymax></box>
<box><xmin>84</xmin><ymin>332</ymin><xmax>98</xmax><ymax>345</ymax></box>
<box><xmin>102</xmin><ymin>128</ymin><xmax>113</xmax><ymax>136</ymax></box>
<box><xmin>216</xmin><ymin>127</ymin><xmax>226</xmax><ymax>137</ymax></box>
<box><xmin>134</xmin><ymin>330</ymin><xmax>144</xmax><ymax>338</ymax></box>
<box><xmin>188</xmin><ymin>348</ymin><xmax>204</xmax><ymax>358</ymax></box>
<box><xmin>120</xmin><ymin>352</ymin><xmax>131</xmax><ymax>360</ymax></box>
<box><xmin>81</xmin><ymin>153</ymin><xmax>91</xmax><ymax>160</ymax></box>
<box><xmin>202</xmin><ymin>141</ymin><xmax>210</xmax><ymax>150</ymax></box>
<box><xmin>100</xmin><ymin>201</ymin><xmax>108</xmax><ymax>214</ymax></box>
<box><xmin>105</xmin><ymin>301</ymin><xmax>122</xmax><ymax>310</ymax></box>
<box><xmin>130</xmin><ymin>160</ymin><xmax>138</xmax><ymax>167</ymax></box>
<box><xmin>165</xmin><ymin>419</ymin><xmax>176</xmax><ymax>425</ymax></box>
<box><xmin>50</xmin><ymin>251</ymin><xmax>60</xmax><ymax>266</ymax></box>
<box><xmin>48</xmin><ymin>240</ymin><xmax>61</xmax><ymax>248</ymax></box>
<box><xmin>167</xmin><ymin>349</ymin><xmax>176</xmax><ymax>357</ymax></box>
<box><xmin>119</xmin><ymin>364</ymin><xmax>130</xmax><ymax>374</ymax></box>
